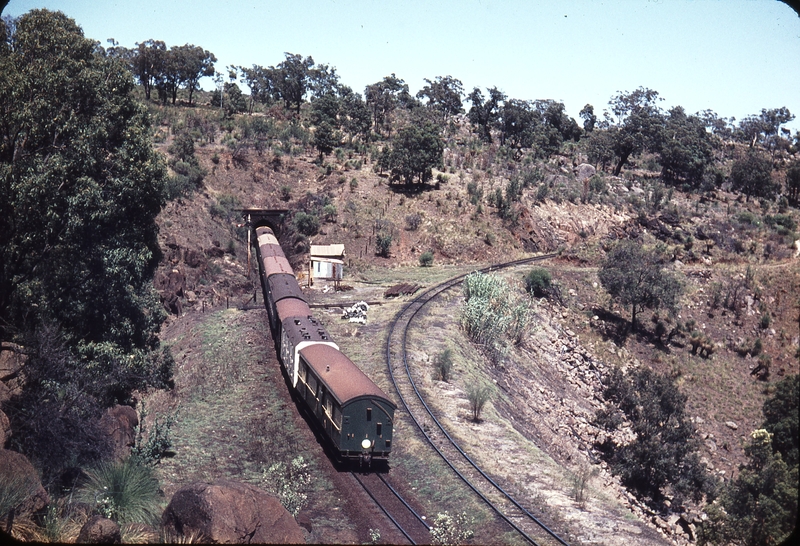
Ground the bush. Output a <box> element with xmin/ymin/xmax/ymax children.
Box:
<box><xmin>293</xmin><ymin>211</ymin><xmax>320</xmax><ymax>236</ymax></box>
<box><xmin>405</xmin><ymin>213</ymin><xmax>422</xmax><ymax>231</ymax></box>
<box><xmin>466</xmin><ymin>382</ymin><xmax>494</xmax><ymax>422</ymax></box>
<box><xmin>461</xmin><ymin>272</ymin><xmax>532</xmax><ymax>361</ymax></box>
<box><xmin>524</xmin><ymin>267</ymin><xmax>552</xmax><ymax>297</ymax></box>
<box><xmin>262</xmin><ymin>456</ymin><xmax>312</xmax><ymax>517</ymax></box>
<box><xmin>376</xmin><ymin>233</ymin><xmax>392</xmax><ymax>257</ymax></box>
<box><xmin>430</xmin><ymin>511</ymin><xmax>474</xmax><ymax>546</ymax></box>
<box><xmin>419</xmin><ymin>250</ymin><xmax>434</xmax><ymax>267</ymax></box>
<box><xmin>77</xmin><ymin>458</ymin><xmax>162</xmax><ymax>525</ymax></box>
<box><xmin>433</xmin><ymin>348</ymin><xmax>453</xmax><ymax>382</ymax></box>
<box><xmin>594</xmin><ymin>367</ymin><xmax>713</xmax><ymax>502</ymax></box>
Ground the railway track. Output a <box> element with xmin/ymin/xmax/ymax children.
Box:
<box><xmin>384</xmin><ymin>254</ymin><xmax>571</xmax><ymax>546</ymax></box>
<box><xmin>351</xmin><ymin>471</ymin><xmax>431</xmax><ymax>545</ymax></box>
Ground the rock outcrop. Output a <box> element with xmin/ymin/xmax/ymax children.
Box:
<box><xmin>162</xmin><ymin>480</ymin><xmax>305</xmax><ymax>544</ymax></box>
<box><xmin>0</xmin><ymin>449</ymin><xmax>50</xmax><ymax>528</ymax></box>
<box><xmin>98</xmin><ymin>405</ymin><xmax>139</xmax><ymax>461</ymax></box>
<box><xmin>76</xmin><ymin>516</ymin><xmax>121</xmax><ymax>544</ymax></box>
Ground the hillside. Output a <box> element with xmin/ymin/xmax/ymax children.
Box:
<box><xmin>144</xmin><ymin>99</ymin><xmax>798</xmax><ymax>544</ymax></box>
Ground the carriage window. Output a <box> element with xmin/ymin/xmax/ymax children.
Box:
<box><xmin>377</xmin><ymin>423</ymin><xmax>382</xmax><ymax>436</ymax></box>
<box><xmin>307</xmin><ymin>374</ymin><xmax>317</xmax><ymax>395</ymax></box>
<box><xmin>299</xmin><ymin>362</ymin><xmax>307</xmax><ymax>381</ymax></box>
<box><xmin>366</xmin><ymin>407</ymin><xmax>372</xmax><ymax>421</ymax></box>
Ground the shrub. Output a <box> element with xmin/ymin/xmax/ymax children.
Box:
<box><xmin>376</xmin><ymin>233</ymin><xmax>392</xmax><ymax>257</ymax></box>
<box><xmin>594</xmin><ymin>367</ymin><xmax>714</xmax><ymax>502</ymax></box>
<box><xmin>466</xmin><ymin>382</ymin><xmax>494</xmax><ymax>422</ymax></box>
<box><xmin>131</xmin><ymin>406</ymin><xmax>175</xmax><ymax>467</ymax></box>
<box><xmin>262</xmin><ymin>456</ymin><xmax>312</xmax><ymax>517</ymax></box>
<box><xmin>77</xmin><ymin>459</ymin><xmax>162</xmax><ymax>525</ymax></box>
<box><xmin>524</xmin><ymin>267</ymin><xmax>552</xmax><ymax>297</ymax></box>
<box><xmin>419</xmin><ymin>250</ymin><xmax>434</xmax><ymax>267</ymax></box>
<box><xmin>405</xmin><ymin>213</ymin><xmax>422</xmax><ymax>231</ymax></box>
<box><xmin>293</xmin><ymin>211</ymin><xmax>320</xmax><ymax>236</ymax></box>
<box><xmin>571</xmin><ymin>463</ymin><xmax>600</xmax><ymax>508</ymax></box>
<box><xmin>350</xmin><ymin>177</ymin><xmax>358</xmax><ymax>190</ymax></box>
<box><xmin>430</xmin><ymin>511</ymin><xmax>474</xmax><ymax>546</ymax></box>
<box><xmin>536</xmin><ymin>183</ymin><xmax>549</xmax><ymax>202</ymax></box>
<box><xmin>323</xmin><ymin>203</ymin><xmax>338</xmax><ymax>223</ymax></box>
<box><xmin>461</xmin><ymin>272</ymin><xmax>532</xmax><ymax>360</ymax></box>
<box><xmin>433</xmin><ymin>348</ymin><xmax>453</xmax><ymax>382</ymax></box>
<box><xmin>279</xmin><ymin>185</ymin><xmax>292</xmax><ymax>202</ymax></box>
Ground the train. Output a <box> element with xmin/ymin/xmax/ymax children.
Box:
<box><xmin>254</xmin><ymin>225</ymin><xmax>396</xmax><ymax>465</ymax></box>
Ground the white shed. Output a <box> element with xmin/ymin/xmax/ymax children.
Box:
<box><xmin>310</xmin><ymin>244</ymin><xmax>345</xmax><ymax>282</ymax></box>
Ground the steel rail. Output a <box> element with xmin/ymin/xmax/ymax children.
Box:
<box><xmin>351</xmin><ymin>471</ymin><xmax>417</xmax><ymax>545</ymax></box>
<box><xmin>386</xmin><ymin>254</ymin><xmax>571</xmax><ymax>546</ymax></box>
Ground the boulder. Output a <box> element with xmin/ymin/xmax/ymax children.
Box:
<box><xmin>184</xmin><ymin>249</ymin><xmax>207</xmax><ymax>269</ymax></box>
<box><xmin>98</xmin><ymin>405</ymin><xmax>139</xmax><ymax>461</ymax></box>
<box><xmin>205</xmin><ymin>246</ymin><xmax>225</xmax><ymax>258</ymax></box>
<box><xmin>76</xmin><ymin>515</ymin><xmax>121</xmax><ymax>544</ymax></box>
<box><xmin>162</xmin><ymin>480</ymin><xmax>305</xmax><ymax>544</ymax></box>
<box><xmin>0</xmin><ymin>409</ymin><xmax>10</xmax><ymax>447</ymax></box>
<box><xmin>0</xmin><ymin>449</ymin><xmax>49</xmax><ymax>526</ymax></box>
<box><xmin>0</xmin><ymin>343</ymin><xmax>26</xmax><ymax>381</ymax></box>
<box><xmin>574</xmin><ymin>163</ymin><xmax>596</xmax><ymax>182</ymax></box>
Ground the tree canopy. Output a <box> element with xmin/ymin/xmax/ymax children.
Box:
<box><xmin>385</xmin><ymin>121</ymin><xmax>444</xmax><ymax>185</ymax></box>
<box><xmin>0</xmin><ymin>9</ymin><xmax>170</xmax><ymax>478</ymax></box>
<box><xmin>598</xmin><ymin>240</ymin><xmax>683</xmax><ymax>331</ymax></box>
<box><xmin>730</xmin><ymin>150</ymin><xmax>777</xmax><ymax>200</ymax></box>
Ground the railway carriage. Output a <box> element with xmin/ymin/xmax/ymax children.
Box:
<box><xmin>254</xmin><ymin>225</ymin><xmax>396</xmax><ymax>464</ymax></box>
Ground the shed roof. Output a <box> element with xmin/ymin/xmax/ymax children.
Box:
<box><xmin>310</xmin><ymin>244</ymin><xmax>345</xmax><ymax>258</ymax></box>
<box><xmin>300</xmin><ymin>344</ymin><xmax>395</xmax><ymax>408</ymax></box>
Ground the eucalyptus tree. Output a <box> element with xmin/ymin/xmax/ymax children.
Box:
<box><xmin>416</xmin><ymin>75</ymin><xmax>464</xmax><ymax>124</ymax></box>
<box><xmin>607</xmin><ymin>87</ymin><xmax>666</xmax><ymax>176</ymax></box>
<box><xmin>0</xmin><ymin>9</ymin><xmax>171</xmax><ymax>479</ymax></box>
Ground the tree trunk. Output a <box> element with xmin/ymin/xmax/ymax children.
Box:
<box><xmin>613</xmin><ymin>151</ymin><xmax>630</xmax><ymax>176</ymax></box>
<box><xmin>630</xmin><ymin>305</ymin><xmax>637</xmax><ymax>332</ymax></box>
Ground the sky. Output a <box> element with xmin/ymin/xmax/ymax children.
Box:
<box><xmin>4</xmin><ymin>0</ymin><xmax>800</xmax><ymax>133</ymax></box>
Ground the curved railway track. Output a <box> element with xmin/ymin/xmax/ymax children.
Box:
<box><xmin>383</xmin><ymin>254</ymin><xmax>571</xmax><ymax>546</ymax></box>
<box><xmin>351</xmin><ymin>471</ymin><xmax>431</xmax><ymax>544</ymax></box>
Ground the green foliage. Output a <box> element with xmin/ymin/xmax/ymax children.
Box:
<box><xmin>1</xmin><ymin>10</ymin><xmax>168</xmax><ymax>351</ymax></box>
<box><xmin>419</xmin><ymin>250</ymin><xmax>434</xmax><ymax>267</ymax></box>
<box><xmin>209</xmin><ymin>193</ymin><xmax>240</xmax><ymax>222</ymax></box>
<box><xmin>131</xmin><ymin>404</ymin><xmax>175</xmax><ymax>467</ymax></box>
<box><xmin>461</xmin><ymin>272</ymin><xmax>533</xmax><ymax>361</ymax></box>
<box><xmin>77</xmin><ymin>458</ymin><xmax>162</xmax><ymax>525</ymax></box>
<box><xmin>658</xmin><ymin>106</ymin><xmax>714</xmax><ymax>186</ymax></box>
<box><xmin>524</xmin><ymin>267</ymin><xmax>552</xmax><ymax>298</ymax></box>
<box><xmin>466</xmin><ymin>382</ymin><xmax>495</xmax><ymax>422</ymax></box>
<box><xmin>595</xmin><ymin>367</ymin><xmax>714</xmax><ymax>502</ymax></box>
<box><xmin>374</xmin><ymin>220</ymin><xmax>394</xmax><ymax>257</ymax></box>
<box><xmin>786</xmin><ymin>160</ymin><xmax>800</xmax><ymax>204</ymax></box>
<box><xmin>762</xmin><ymin>375</ymin><xmax>799</xmax><ymax>467</ymax></box>
<box><xmin>0</xmin><ymin>472</ymin><xmax>40</xmax><ymax>527</ymax></box>
<box><xmin>387</xmin><ymin>122</ymin><xmax>444</xmax><ymax>185</ymax></box>
<box><xmin>433</xmin><ymin>348</ymin><xmax>453</xmax><ymax>382</ymax></box>
<box><xmin>376</xmin><ymin>233</ymin><xmax>393</xmax><ymax>257</ymax></box>
<box><xmin>607</xmin><ymin>87</ymin><xmax>666</xmax><ymax>176</ymax></box>
<box><xmin>700</xmin><ymin>430</ymin><xmax>798</xmax><ymax>546</ymax></box>
<box><xmin>293</xmin><ymin>211</ymin><xmax>320</xmax><ymax>236</ymax></box>
<box><xmin>429</xmin><ymin>511</ymin><xmax>475</xmax><ymax>545</ymax></box>
<box><xmin>599</xmin><ymin>240</ymin><xmax>683</xmax><ymax>331</ymax></box>
<box><xmin>322</xmin><ymin>203</ymin><xmax>338</xmax><ymax>223</ymax></box>
<box><xmin>763</xmin><ymin>213</ymin><xmax>797</xmax><ymax>232</ymax></box>
<box><xmin>730</xmin><ymin>150</ymin><xmax>776</xmax><ymax>200</ymax></box>
<box><xmin>262</xmin><ymin>456</ymin><xmax>312</xmax><ymax>517</ymax></box>
<box><xmin>313</xmin><ymin>121</ymin><xmax>341</xmax><ymax>158</ymax></box>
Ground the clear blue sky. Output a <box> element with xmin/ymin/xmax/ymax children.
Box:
<box><xmin>4</xmin><ymin>0</ymin><xmax>800</xmax><ymax>132</ymax></box>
